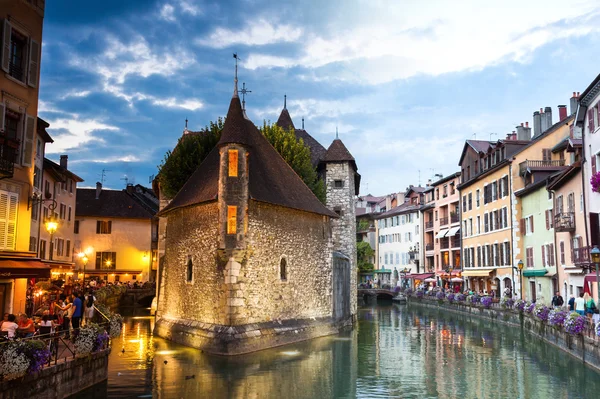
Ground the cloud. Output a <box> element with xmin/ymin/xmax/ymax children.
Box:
<box><xmin>160</xmin><ymin>4</ymin><xmax>176</xmax><ymax>22</ymax></box>
<box><xmin>44</xmin><ymin>117</ymin><xmax>117</xmax><ymax>154</ymax></box>
<box><xmin>196</xmin><ymin>19</ymin><xmax>303</xmax><ymax>48</ymax></box>
<box><xmin>151</xmin><ymin>97</ymin><xmax>203</xmax><ymax>111</ymax></box>
<box><xmin>83</xmin><ymin>155</ymin><xmax>143</xmax><ymax>164</ymax></box>
<box><xmin>178</xmin><ymin>0</ymin><xmax>201</xmax><ymax>16</ymax></box>
<box><xmin>242</xmin><ymin>0</ymin><xmax>600</xmax><ymax>84</ymax></box>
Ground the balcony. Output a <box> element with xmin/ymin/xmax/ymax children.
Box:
<box><xmin>425</xmin><ymin>221</ymin><xmax>434</xmax><ymax>230</ymax></box>
<box><xmin>439</xmin><ymin>217</ymin><xmax>449</xmax><ymax>226</ymax></box>
<box><xmin>451</xmin><ymin>236</ymin><xmax>461</xmax><ymax>248</ymax></box>
<box><xmin>554</xmin><ymin>212</ymin><xmax>575</xmax><ymax>232</ymax></box>
<box><xmin>440</xmin><ymin>238</ymin><xmax>449</xmax><ymax>250</ymax></box>
<box><xmin>573</xmin><ymin>246</ymin><xmax>590</xmax><ymax>266</ymax></box>
<box><xmin>425</xmin><ymin>243</ymin><xmax>434</xmax><ymax>252</ymax></box>
<box><xmin>519</xmin><ymin>159</ymin><xmax>565</xmax><ymax>176</ymax></box>
<box><xmin>451</xmin><ymin>213</ymin><xmax>460</xmax><ymax>223</ymax></box>
<box><xmin>0</xmin><ymin>139</ymin><xmax>18</xmax><ymax>179</ymax></box>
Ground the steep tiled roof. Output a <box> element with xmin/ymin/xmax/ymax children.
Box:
<box><xmin>376</xmin><ymin>203</ymin><xmax>421</xmax><ymax>219</ymax></box>
<box><xmin>44</xmin><ymin>158</ymin><xmax>83</xmax><ymax>183</ymax></box>
<box><xmin>76</xmin><ymin>188</ymin><xmax>155</xmax><ymax>219</ymax></box>
<box><xmin>294</xmin><ymin>129</ymin><xmax>326</xmax><ymax>167</ymax></box>
<box><xmin>160</xmin><ymin>96</ymin><xmax>337</xmax><ymax>218</ymax></box>
<box><xmin>276</xmin><ymin>108</ymin><xmax>295</xmax><ymax>131</ymax></box>
<box><xmin>323</xmin><ymin>139</ymin><xmax>355</xmax><ymax>163</ymax></box>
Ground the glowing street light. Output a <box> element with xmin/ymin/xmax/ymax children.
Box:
<box><xmin>45</xmin><ymin>216</ymin><xmax>58</xmax><ymax>260</ymax></box>
<box><xmin>78</xmin><ymin>252</ymin><xmax>89</xmax><ymax>288</ymax></box>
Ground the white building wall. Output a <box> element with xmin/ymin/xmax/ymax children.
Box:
<box><xmin>377</xmin><ymin>211</ymin><xmax>421</xmax><ymax>274</ymax></box>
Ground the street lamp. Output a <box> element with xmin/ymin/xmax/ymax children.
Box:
<box><xmin>590</xmin><ymin>246</ymin><xmax>600</xmax><ymax>304</ymax></box>
<box><xmin>517</xmin><ymin>260</ymin><xmax>524</xmax><ymax>300</ymax></box>
<box><xmin>45</xmin><ymin>216</ymin><xmax>58</xmax><ymax>260</ymax></box>
<box><xmin>78</xmin><ymin>252</ymin><xmax>88</xmax><ymax>289</ymax></box>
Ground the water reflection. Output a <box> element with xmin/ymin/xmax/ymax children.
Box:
<box><xmin>74</xmin><ymin>302</ymin><xmax>600</xmax><ymax>398</ymax></box>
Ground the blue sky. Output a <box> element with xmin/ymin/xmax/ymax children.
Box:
<box><xmin>40</xmin><ymin>0</ymin><xmax>600</xmax><ymax>195</ymax></box>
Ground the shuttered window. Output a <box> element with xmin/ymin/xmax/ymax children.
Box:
<box><xmin>0</xmin><ymin>190</ymin><xmax>18</xmax><ymax>250</ymax></box>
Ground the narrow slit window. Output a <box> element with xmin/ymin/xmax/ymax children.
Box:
<box><xmin>228</xmin><ymin>149</ymin><xmax>238</xmax><ymax>177</ymax></box>
<box><xmin>280</xmin><ymin>258</ymin><xmax>287</xmax><ymax>281</ymax></box>
<box><xmin>186</xmin><ymin>257</ymin><xmax>193</xmax><ymax>282</ymax></box>
<box><xmin>227</xmin><ymin>206</ymin><xmax>237</xmax><ymax>234</ymax></box>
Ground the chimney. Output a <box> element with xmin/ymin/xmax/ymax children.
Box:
<box><xmin>533</xmin><ymin>111</ymin><xmax>541</xmax><ymax>137</ymax></box>
<box><xmin>558</xmin><ymin>105</ymin><xmax>567</xmax><ymax>121</ymax></box>
<box><xmin>96</xmin><ymin>182</ymin><xmax>102</xmax><ymax>199</ymax></box>
<box><xmin>427</xmin><ymin>179</ymin><xmax>432</xmax><ymax>187</ymax></box>
<box><xmin>544</xmin><ymin>106</ymin><xmax>553</xmax><ymax>131</ymax></box>
<box><xmin>60</xmin><ymin>155</ymin><xmax>68</xmax><ymax>169</ymax></box>
<box><xmin>517</xmin><ymin>123</ymin><xmax>531</xmax><ymax>141</ymax></box>
<box><xmin>570</xmin><ymin>92</ymin><xmax>578</xmax><ymax>116</ymax></box>
<box><xmin>126</xmin><ymin>184</ymin><xmax>134</xmax><ymax>194</ymax></box>
<box><xmin>540</xmin><ymin>108</ymin><xmax>549</xmax><ymax>133</ymax></box>
<box><xmin>506</xmin><ymin>133</ymin><xmax>512</xmax><ymax>140</ymax></box>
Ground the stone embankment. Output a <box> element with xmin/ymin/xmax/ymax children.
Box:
<box><xmin>408</xmin><ymin>297</ymin><xmax>600</xmax><ymax>373</ymax></box>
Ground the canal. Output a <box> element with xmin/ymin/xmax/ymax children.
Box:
<box><xmin>73</xmin><ymin>302</ymin><xmax>600</xmax><ymax>398</ymax></box>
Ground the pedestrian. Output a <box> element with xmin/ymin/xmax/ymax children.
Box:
<box><xmin>568</xmin><ymin>295</ymin><xmax>575</xmax><ymax>311</ymax></box>
<box><xmin>575</xmin><ymin>293</ymin><xmax>586</xmax><ymax>316</ymax></box>
<box><xmin>551</xmin><ymin>291</ymin><xmax>564</xmax><ymax>308</ymax></box>
<box><xmin>55</xmin><ymin>296</ymin><xmax>73</xmax><ymax>338</ymax></box>
<box><xmin>1</xmin><ymin>314</ymin><xmax>18</xmax><ymax>338</ymax></box>
<box><xmin>71</xmin><ymin>293</ymin><xmax>83</xmax><ymax>333</ymax></box>
<box><xmin>584</xmin><ymin>293</ymin><xmax>597</xmax><ymax>318</ymax></box>
<box><xmin>84</xmin><ymin>290</ymin><xmax>96</xmax><ymax>324</ymax></box>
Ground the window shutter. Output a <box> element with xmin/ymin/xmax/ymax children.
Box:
<box><xmin>0</xmin><ymin>102</ymin><xmax>5</xmax><ymax>132</ymax></box>
<box><xmin>592</xmin><ymin>155</ymin><xmax>597</xmax><ymax>175</ymax></box>
<box><xmin>541</xmin><ymin>246</ymin><xmax>546</xmax><ymax>267</ymax></box>
<box><xmin>1</xmin><ymin>20</ymin><xmax>10</xmax><ymax>73</ymax></box>
<box><xmin>560</xmin><ymin>242</ymin><xmax>565</xmax><ymax>265</ymax></box>
<box><xmin>550</xmin><ymin>243</ymin><xmax>554</xmax><ymax>266</ymax></box>
<box><xmin>545</xmin><ymin>210</ymin><xmax>549</xmax><ymax>230</ymax></box>
<box><xmin>108</xmin><ymin>220</ymin><xmax>112</xmax><ymax>233</ymax></box>
<box><xmin>27</xmin><ymin>39</ymin><xmax>40</xmax><ymax>88</ymax></box>
<box><xmin>590</xmin><ymin>109</ymin><xmax>595</xmax><ymax>131</ymax></box>
<box><xmin>22</xmin><ymin>115</ymin><xmax>35</xmax><ymax>167</ymax></box>
<box><xmin>530</xmin><ymin>216</ymin><xmax>534</xmax><ymax>232</ymax></box>
<box><xmin>520</xmin><ymin>218</ymin><xmax>525</xmax><ymax>233</ymax></box>
<box><xmin>96</xmin><ymin>221</ymin><xmax>101</xmax><ymax>234</ymax></box>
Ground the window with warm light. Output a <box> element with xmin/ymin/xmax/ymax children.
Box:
<box><xmin>227</xmin><ymin>206</ymin><xmax>237</xmax><ymax>234</ymax></box>
<box><xmin>228</xmin><ymin>149</ymin><xmax>238</xmax><ymax>177</ymax></box>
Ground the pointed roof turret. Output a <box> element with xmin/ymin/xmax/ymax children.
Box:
<box><xmin>323</xmin><ymin>139</ymin><xmax>356</xmax><ymax>167</ymax></box>
<box><xmin>276</xmin><ymin>94</ymin><xmax>295</xmax><ymax>131</ymax></box>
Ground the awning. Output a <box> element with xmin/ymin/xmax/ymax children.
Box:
<box><xmin>584</xmin><ymin>273</ymin><xmax>598</xmax><ymax>283</ymax></box>
<box><xmin>436</xmin><ymin>229</ymin><xmax>449</xmax><ymax>239</ymax></box>
<box><xmin>564</xmin><ymin>268</ymin><xmax>585</xmax><ymax>274</ymax></box>
<box><xmin>0</xmin><ymin>259</ymin><xmax>51</xmax><ymax>279</ymax></box>
<box><xmin>523</xmin><ymin>269</ymin><xmax>548</xmax><ymax>277</ymax></box>
<box><xmin>462</xmin><ymin>269</ymin><xmax>494</xmax><ymax>277</ymax></box>
<box><xmin>406</xmin><ymin>273</ymin><xmax>434</xmax><ymax>280</ymax></box>
<box><xmin>446</xmin><ymin>227</ymin><xmax>461</xmax><ymax>237</ymax></box>
<box><xmin>375</xmin><ymin>269</ymin><xmax>392</xmax><ymax>274</ymax></box>
<box><xmin>83</xmin><ymin>269</ymin><xmax>142</xmax><ymax>275</ymax></box>
<box><xmin>436</xmin><ymin>270</ymin><xmax>462</xmax><ymax>277</ymax></box>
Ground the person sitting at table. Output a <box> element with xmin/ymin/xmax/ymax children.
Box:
<box><xmin>18</xmin><ymin>313</ymin><xmax>35</xmax><ymax>338</ymax></box>
<box><xmin>1</xmin><ymin>314</ymin><xmax>19</xmax><ymax>338</ymax></box>
<box><xmin>0</xmin><ymin>313</ymin><xmax>9</xmax><ymax>331</ymax></box>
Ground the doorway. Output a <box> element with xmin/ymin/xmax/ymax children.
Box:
<box><xmin>530</xmin><ymin>281</ymin><xmax>537</xmax><ymax>302</ymax></box>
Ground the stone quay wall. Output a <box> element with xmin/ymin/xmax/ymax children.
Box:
<box><xmin>409</xmin><ymin>298</ymin><xmax>600</xmax><ymax>373</ymax></box>
<box><xmin>0</xmin><ymin>349</ymin><xmax>110</xmax><ymax>399</ymax></box>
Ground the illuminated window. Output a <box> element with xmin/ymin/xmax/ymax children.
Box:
<box><xmin>186</xmin><ymin>256</ymin><xmax>193</xmax><ymax>282</ymax></box>
<box><xmin>227</xmin><ymin>206</ymin><xmax>237</xmax><ymax>234</ymax></box>
<box><xmin>280</xmin><ymin>257</ymin><xmax>287</xmax><ymax>281</ymax></box>
<box><xmin>228</xmin><ymin>149</ymin><xmax>238</xmax><ymax>177</ymax></box>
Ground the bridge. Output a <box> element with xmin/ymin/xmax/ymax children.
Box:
<box><xmin>121</xmin><ymin>287</ymin><xmax>156</xmax><ymax>308</ymax></box>
<box><xmin>357</xmin><ymin>288</ymin><xmax>398</xmax><ymax>300</ymax></box>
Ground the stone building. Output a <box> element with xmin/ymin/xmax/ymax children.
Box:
<box><xmin>155</xmin><ymin>78</ymin><xmax>359</xmax><ymax>355</ymax></box>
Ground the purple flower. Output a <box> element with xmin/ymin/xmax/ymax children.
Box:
<box><xmin>591</xmin><ymin>171</ymin><xmax>600</xmax><ymax>193</ymax></box>
<box><xmin>436</xmin><ymin>291</ymin><xmax>445</xmax><ymax>300</ymax></box>
<box><xmin>481</xmin><ymin>296</ymin><xmax>493</xmax><ymax>309</ymax></box>
<box><xmin>500</xmin><ymin>297</ymin><xmax>515</xmax><ymax>309</ymax></box>
<box><xmin>525</xmin><ymin>302</ymin><xmax>536</xmax><ymax>314</ymax></box>
<box><xmin>533</xmin><ymin>304</ymin><xmax>550</xmax><ymax>322</ymax></box>
<box><xmin>548</xmin><ymin>309</ymin><xmax>568</xmax><ymax>326</ymax></box>
<box><xmin>456</xmin><ymin>293</ymin><xmax>466</xmax><ymax>302</ymax></box>
<box><xmin>446</xmin><ymin>293</ymin><xmax>455</xmax><ymax>303</ymax></box>
<box><xmin>416</xmin><ymin>290</ymin><xmax>424</xmax><ymax>298</ymax></box>
<box><xmin>405</xmin><ymin>288</ymin><xmax>413</xmax><ymax>296</ymax></box>
<box><xmin>564</xmin><ymin>312</ymin><xmax>586</xmax><ymax>335</ymax></box>
<box><xmin>514</xmin><ymin>299</ymin><xmax>526</xmax><ymax>312</ymax></box>
<box><xmin>596</xmin><ymin>321</ymin><xmax>600</xmax><ymax>337</ymax></box>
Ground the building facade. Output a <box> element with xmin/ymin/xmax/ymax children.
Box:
<box><xmin>74</xmin><ymin>184</ymin><xmax>157</xmax><ymax>283</ymax></box>
<box><xmin>0</xmin><ymin>0</ymin><xmax>51</xmax><ymax>314</ymax></box>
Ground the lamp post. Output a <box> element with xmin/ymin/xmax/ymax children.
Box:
<box><xmin>78</xmin><ymin>252</ymin><xmax>88</xmax><ymax>290</ymax></box>
<box><xmin>517</xmin><ymin>260</ymin><xmax>524</xmax><ymax>300</ymax></box>
<box><xmin>45</xmin><ymin>216</ymin><xmax>58</xmax><ymax>261</ymax></box>
<box><xmin>590</xmin><ymin>246</ymin><xmax>600</xmax><ymax>304</ymax></box>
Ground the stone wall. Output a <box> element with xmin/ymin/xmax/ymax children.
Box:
<box><xmin>0</xmin><ymin>349</ymin><xmax>110</xmax><ymax>399</ymax></box>
<box><xmin>410</xmin><ymin>299</ymin><xmax>600</xmax><ymax>373</ymax></box>
<box><xmin>325</xmin><ymin>162</ymin><xmax>357</xmax><ymax>314</ymax></box>
<box><xmin>156</xmin><ymin>202</ymin><xmax>223</xmax><ymax>324</ymax></box>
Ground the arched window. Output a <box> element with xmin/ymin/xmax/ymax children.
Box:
<box><xmin>186</xmin><ymin>256</ymin><xmax>193</xmax><ymax>283</ymax></box>
<box><xmin>280</xmin><ymin>257</ymin><xmax>287</xmax><ymax>281</ymax></box>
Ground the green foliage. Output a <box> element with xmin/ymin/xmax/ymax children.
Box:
<box><xmin>357</xmin><ymin>219</ymin><xmax>370</xmax><ymax>232</ymax></box>
<box><xmin>357</xmin><ymin>241</ymin><xmax>375</xmax><ymax>272</ymax></box>
<box><xmin>157</xmin><ymin>119</ymin><xmax>224</xmax><ymax>199</ymax></box>
<box><xmin>260</xmin><ymin>122</ymin><xmax>326</xmax><ymax>203</ymax></box>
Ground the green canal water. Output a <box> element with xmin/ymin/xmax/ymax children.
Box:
<box><xmin>74</xmin><ymin>302</ymin><xmax>600</xmax><ymax>398</ymax></box>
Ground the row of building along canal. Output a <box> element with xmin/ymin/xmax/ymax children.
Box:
<box><xmin>72</xmin><ymin>302</ymin><xmax>600</xmax><ymax>399</ymax></box>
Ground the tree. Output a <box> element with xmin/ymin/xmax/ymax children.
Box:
<box><xmin>357</xmin><ymin>241</ymin><xmax>375</xmax><ymax>273</ymax></box>
<box><xmin>157</xmin><ymin>119</ymin><xmax>223</xmax><ymax>199</ymax></box>
<box><xmin>260</xmin><ymin>122</ymin><xmax>326</xmax><ymax>203</ymax></box>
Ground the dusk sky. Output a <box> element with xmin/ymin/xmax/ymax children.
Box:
<box><xmin>40</xmin><ymin>0</ymin><xmax>600</xmax><ymax>196</ymax></box>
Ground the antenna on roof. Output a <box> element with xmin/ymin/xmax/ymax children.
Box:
<box><xmin>100</xmin><ymin>169</ymin><xmax>110</xmax><ymax>185</ymax></box>
<box><xmin>490</xmin><ymin>132</ymin><xmax>497</xmax><ymax>141</ymax></box>
<box><xmin>284</xmin><ymin>94</ymin><xmax>287</xmax><ymax>109</ymax></box>
<box><xmin>233</xmin><ymin>53</ymin><xmax>239</xmax><ymax>98</ymax></box>
<box><xmin>239</xmin><ymin>82</ymin><xmax>251</xmax><ymax>112</ymax></box>
<box><xmin>302</xmin><ymin>117</ymin><xmax>304</xmax><ymax>129</ymax></box>
<box><xmin>185</xmin><ymin>118</ymin><xmax>188</xmax><ymax>129</ymax></box>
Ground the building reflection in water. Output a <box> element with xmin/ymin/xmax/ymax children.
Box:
<box><xmin>88</xmin><ymin>305</ymin><xmax>600</xmax><ymax>399</ymax></box>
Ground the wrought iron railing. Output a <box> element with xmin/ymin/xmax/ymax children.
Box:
<box><xmin>425</xmin><ymin>243</ymin><xmax>434</xmax><ymax>251</ymax></box>
<box><xmin>439</xmin><ymin>217</ymin><xmax>449</xmax><ymax>226</ymax></box>
<box><xmin>425</xmin><ymin>221</ymin><xmax>434</xmax><ymax>229</ymax></box>
<box><xmin>572</xmin><ymin>246</ymin><xmax>590</xmax><ymax>265</ymax></box>
<box><xmin>554</xmin><ymin>212</ymin><xmax>575</xmax><ymax>232</ymax></box>
<box><xmin>0</xmin><ymin>140</ymin><xmax>17</xmax><ymax>179</ymax></box>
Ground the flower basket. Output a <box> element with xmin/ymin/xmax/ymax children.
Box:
<box><xmin>533</xmin><ymin>304</ymin><xmax>550</xmax><ymax>322</ymax></box>
<box><xmin>480</xmin><ymin>296</ymin><xmax>493</xmax><ymax>309</ymax></box>
<box><xmin>500</xmin><ymin>297</ymin><xmax>514</xmax><ymax>309</ymax></box>
<box><xmin>548</xmin><ymin>309</ymin><xmax>568</xmax><ymax>327</ymax></box>
<box><xmin>0</xmin><ymin>342</ymin><xmax>30</xmax><ymax>381</ymax></box>
<box><xmin>591</xmin><ymin>171</ymin><xmax>600</xmax><ymax>193</ymax></box>
<box><xmin>564</xmin><ymin>312</ymin><xmax>586</xmax><ymax>335</ymax></box>
<box><xmin>514</xmin><ymin>299</ymin><xmax>526</xmax><ymax>312</ymax></box>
